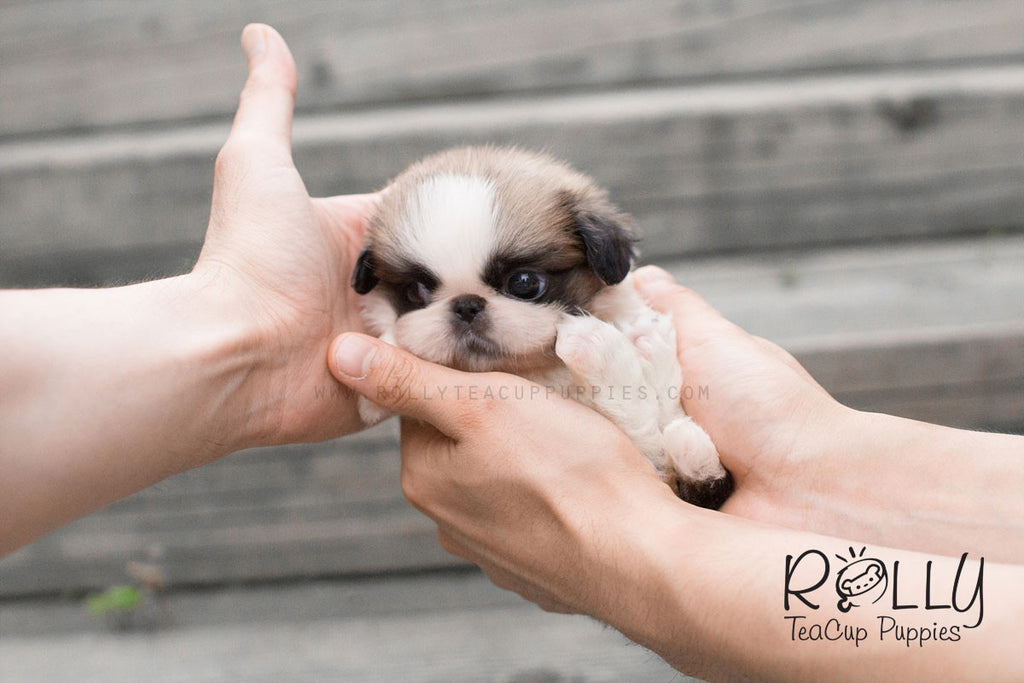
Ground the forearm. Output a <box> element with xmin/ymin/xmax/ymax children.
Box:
<box><xmin>0</xmin><ymin>273</ymin><xmax>265</xmax><ymax>554</ymax></box>
<box><xmin>595</xmin><ymin>490</ymin><xmax>1023</xmax><ymax>682</ymax></box>
<box><xmin>780</xmin><ymin>409</ymin><xmax>1024</xmax><ymax>563</ymax></box>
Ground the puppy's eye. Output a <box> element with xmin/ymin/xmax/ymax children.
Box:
<box><xmin>405</xmin><ymin>281</ymin><xmax>431</xmax><ymax>308</ymax></box>
<box><xmin>505</xmin><ymin>271</ymin><xmax>547</xmax><ymax>300</ymax></box>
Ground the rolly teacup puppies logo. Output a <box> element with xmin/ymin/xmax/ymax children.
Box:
<box><xmin>834</xmin><ymin>547</ymin><xmax>887</xmax><ymax>612</ymax></box>
<box><xmin>784</xmin><ymin>547</ymin><xmax>985</xmax><ymax>647</ymax></box>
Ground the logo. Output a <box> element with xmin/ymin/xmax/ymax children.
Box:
<box><xmin>834</xmin><ymin>547</ymin><xmax>887</xmax><ymax>612</ymax></box>
<box><xmin>783</xmin><ymin>547</ymin><xmax>984</xmax><ymax>647</ymax></box>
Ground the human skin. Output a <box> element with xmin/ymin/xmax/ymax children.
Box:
<box><xmin>327</xmin><ymin>327</ymin><xmax>1024</xmax><ymax>681</ymax></box>
<box><xmin>2</xmin><ymin>20</ymin><xmax>1021</xmax><ymax>680</ymax></box>
<box><xmin>631</xmin><ymin>267</ymin><xmax>1024</xmax><ymax>564</ymax></box>
<box><xmin>0</xmin><ymin>25</ymin><xmax>376</xmax><ymax>555</ymax></box>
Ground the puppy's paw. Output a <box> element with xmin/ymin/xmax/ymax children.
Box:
<box><xmin>663</xmin><ymin>416</ymin><xmax>725</xmax><ymax>480</ymax></box>
<box><xmin>676</xmin><ymin>470</ymin><xmax>734</xmax><ymax>510</ymax></box>
<box><xmin>555</xmin><ymin>315</ymin><xmax>662</xmax><ymax>456</ymax></box>
<box><xmin>662</xmin><ymin>416</ymin><xmax>732</xmax><ymax>508</ymax></box>
<box><xmin>358</xmin><ymin>395</ymin><xmax>393</xmax><ymax>427</ymax></box>
<box><xmin>622</xmin><ymin>313</ymin><xmax>676</xmax><ymax>369</ymax></box>
<box><xmin>556</xmin><ymin>315</ymin><xmax>642</xmax><ymax>383</ymax></box>
<box><xmin>622</xmin><ymin>312</ymin><xmax>683</xmax><ymax>423</ymax></box>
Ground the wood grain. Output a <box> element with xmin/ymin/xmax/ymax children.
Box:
<box><xmin>3</xmin><ymin>66</ymin><xmax>1023</xmax><ymax>269</ymax></box>
<box><xmin>2</xmin><ymin>0</ymin><xmax>1022</xmax><ymax>138</ymax></box>
<box><xmin>2</xmin><ymin>236</ymin><xmax>1021</xmax><ymax>597</ymax></box>
<box><xmin>0</xmin><ymin>578</ymin><xmax>687</xmax><ymax>682</ymax></box>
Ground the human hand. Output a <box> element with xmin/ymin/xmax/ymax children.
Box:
<box><xmin>323</xmin><ymin>325</ymin><xmax>1024</xmax><ymax>683</ymax></box>
<box><xmin>326</xmin><ymin>332</ymin><xmax>681</xmax><ymax>617</ymax></box>
<box><xmin>192</xmin><ymin>24</ymin><xmax>378</xmax><ymax>445</ymax></box>
<box><xmin>631</xmin><ymin>266</ymin><xmax>855</xmax><ymax>527</ymax></box>
<box><xmin>633</xmin><ymin>266</ymin><xmax>1024</xmax><ymax>561</ymax></box>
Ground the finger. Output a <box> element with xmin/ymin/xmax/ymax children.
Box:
<box><xmin>313</xmin><ymin>193</ymin><xmax>382</xmax><ymax>243</ymax></box>
<box><xmin>752</xmin><ymin>335</ymin><xmax>827</xmax><ymax>391</ymax></box>
<box><xmin>398</xmin><ymin>418</ymin><xmax>452</xmax><ymax>513</ymax></box>
<box><xmin>314</xmin><ymin>192</ymin><xmax>381</xmax><ymax>208</ymax></box>
<box><xmin>631</xmin><ymin>265</ymin><xmax>740</xmax><ymax>349</ymax></box>
<box><xmin>436</xmin><ymin>528</ymin><xmax>472</xmax><ymax>561</ymax></box>
<box><xmin>229</xmin><ymin>24</ymin><xmax>297</xmax><ymax>158</ymax></box>
<box><xmin>477</xmin><ymin>564</ymin><xmax>575</xmax><ymax>614</ymax></box>
<box><xmin>328</xmin><ymin>333</ymin><xmax>474</xmax><ymax>438</ymax></box>
<box><xmin>434</xmin><ymin>529</ymin><xmax>576</xmax><ymax>613</ymax></box>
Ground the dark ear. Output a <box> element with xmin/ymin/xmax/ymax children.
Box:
<box><xmin>351</xmin><ymin>247</ymin><xmax>379</xmax><ymax>294</ymax></box>
<box><xmin>572</xmin><ymin>202</ymin><xmax>637</xmax><ymax>286</ymax></box>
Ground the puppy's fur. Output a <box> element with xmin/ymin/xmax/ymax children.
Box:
<box><xmin>353</xmin><ymin>146</ymin><xmax>731</xmax><ymax>509</ymax></box>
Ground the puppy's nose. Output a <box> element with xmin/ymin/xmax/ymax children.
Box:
<box><xmin>451</xmin><ymin>294</ymin><xmax>486</xmax><ymax>323</ymax></box>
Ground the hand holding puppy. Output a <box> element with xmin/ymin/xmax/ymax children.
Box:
<box><xmin>632</xmin><ymin>265</ymin><xmax>848</xmax><ymax>523</ymax></box>
<box><xmin>634</xmin><ymin>266</ymin><xmax>1024</xmax><ymax>561</ymax></box>
<box><xmin>328</xmin><ymin>332</ymin><xmax>676</xmax><ymax>617</ymax></box>
<box><xmin>327</xmin><ymin>321</ymin><xmax>1024</xmax><ymax>683</ymax></box>
<box><xmin>192</xmin><ymin>24</ymin><xmax>381</xmax><ymax>443</ymax></box>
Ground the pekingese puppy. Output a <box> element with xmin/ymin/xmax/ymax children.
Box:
<box><xmin>352</xmin><ymin>146</ymin><xmax>731</xmax><ymax>509</ymax></box>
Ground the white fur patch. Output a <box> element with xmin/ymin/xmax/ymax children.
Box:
<box><xmin>402</xmin><ymin>174</ymin><xmax>497</xmax><ymax>290</ymax></box>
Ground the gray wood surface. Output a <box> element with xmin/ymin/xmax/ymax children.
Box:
<box><xmin>0</xmin><ymin>572</ymin><xmax>690</xmax><ymax>683</ymax></box>
<box><xmin>2</xmin><ymin>0</ymin><xmax>1021</xmax><ymax>138</ymax></box>
<box><xmin>3</xmin><ymin>65</ymin><xmax>1023</xmax><ymax>270</ymax></box>
<box><xmin>3</xmin><ymin>4</ymin><xmax>1022</xmax><ymax>675</ymax></box>
<box><xmin>2</xmin><ymin>235</ymin><xmax>1020</xmax><ymax>597</ymax></box>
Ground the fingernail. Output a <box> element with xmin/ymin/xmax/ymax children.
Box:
<box><xmin>334</xmin><ymin>334</ymin><xmax>377</xmax><ymax>380</ymax></box>
<box><xmin>633</xmin><ymin>265</ymin><xmax>674</xmax><ymax>287</ymax></box>
<box><xmin>242</xmin><ymin>25</ymin><xmax>266</xmax><ymax>58</ymax></box>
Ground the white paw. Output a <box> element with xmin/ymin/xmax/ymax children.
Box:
<box><xmin>663</xmin><ymin>416</ymin><xmax>726</xmax><ymax>482</ymax></box>
<box><xmin>622</xmin><ymin>313</ymin><xmax>676</xmax><ymax>367</ymax></box>
<box><xmin>358</xmin><ymin>395</ymin><xmax>393</xmax><ymax>427</ymax></box>
<box><xmin>621</xmin><ymin>312</ymin><xmax>683</xmax><ymax>426</ymax></box>
<box><xmin>555</xmin><ymin>314</ymin><xmax>662</xmax><ymax>455</ymax></box>
<box><xmin>554</xmin><ymin>315</ymin><xmax>626</xmax><ymax>379</ymax></box>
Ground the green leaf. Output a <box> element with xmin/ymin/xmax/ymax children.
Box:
<box><xmin>85</xmin><ymin>585</ymin><xmax>142</xmax><ymax>615</ymax></box>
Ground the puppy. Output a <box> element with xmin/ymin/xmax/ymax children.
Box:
<box><xmin>352</xmin><ymin>146</ymin><xmax>732</xmax><ymax>509</ymax></box>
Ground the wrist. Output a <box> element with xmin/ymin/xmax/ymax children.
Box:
<box><xmin>585</xmin><ymin>485</ymin><xmax>748</xmax><ymax>678</ymax></box>
<box><xmin>772</xmin><ymin>405</ymin><xmax>1024</xmax><ymax>560</ymax></box>
<box><xmin>166</xmin><ymin>269</ymin><xmax>273</xmax><ymax>459</ymax></box>
<box><xmin>570</xmin><ymin>477</ymin><xmax>711</xmax><ymax>663</ymax></box>
<box><xmin>753</xmin><ymin>404</ymin><xmax>901</xmax><ymax>543</ymax></box>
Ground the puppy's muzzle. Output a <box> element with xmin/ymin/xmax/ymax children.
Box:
<box><xmin>451</xmin><ymin>294</ymin><xmax>486</xmax><ymax>323</ymax></box>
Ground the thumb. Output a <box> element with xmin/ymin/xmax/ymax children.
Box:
<box><xmin>634</xmin><ymin>266</ymin><xmax>821</xmax><ymax>385</ymax></box>
<box><xmin>229</xmin><ymin>23</ymin><xmax>297</xmax><ymax>157</ymax></box>
<box><xmin>328</xmin><ymin>333</ymin><xmax>469</xmax><ymax>437</ymax></box>
<box><xmin>632</xmin><ymin>265</ymin><xmax>737</xmax><ymax>348</ymax></box>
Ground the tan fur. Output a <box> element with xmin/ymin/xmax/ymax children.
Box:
<box><xmin>362</xmin><ymin>146</ymin><xmax>627</xmax><ymax>373</ymax></box>
<box><xmin>354</xmin><ymin>146</ymin><xmax>732</xmax><ymax>509</ymax></box>
<box><xmin>368</xmin><ymin>146</ymin><xmax>629</xmax><ymax>277</ymax></box>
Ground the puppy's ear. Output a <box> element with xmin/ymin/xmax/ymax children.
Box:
<box><xmin>568</xmin><ymin>194</ymin><xmax>637</xmax><ymax>286</ymax></box>
<box><xmin>351</xmin><ymin>247</ymin><xmax>379</xmax><ymax>294</ymax></box>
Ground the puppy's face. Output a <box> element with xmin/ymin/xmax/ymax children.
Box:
<box><xmin>352</xmin><ymin>147</ymin><xmax>635</xmax><ymax>373</ymax></box>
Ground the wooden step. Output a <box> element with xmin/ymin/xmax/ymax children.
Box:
<box><xmin>2</xmin><ymin>0</ymin><xmax>1021</xmax><ymax>138</ymax></box>
<box><xmin>1</xmin><ymin>235</ymin><xmax>1020</xmax><ymax>597</ymax></box>
<box><xmin>677</xmin><ymin>235</ymin><xmax>1024</xmax><ymax>429</ymax></box>
<box><xmin>0</xmin><ymin>571</ymin><xmax>687</xmax><ymax>683</ymax></box>
<box><xmin>3</xmin><ymin>65</ymin><xmax>1023</xmax><ymax>276</ymax></box>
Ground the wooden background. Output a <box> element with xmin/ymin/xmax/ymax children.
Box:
<box><xmin>1</xmin><ymin>0</ymin><xmax>1022</xmax><ymax>601</ymax></box>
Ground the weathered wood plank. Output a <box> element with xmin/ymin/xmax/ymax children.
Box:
<box><xmin>831</xmin><ymin>382</ymin><xmax>1024</xmax><ymax>433</ymax></box>
<box><xmin>3</xmin><ymin>66</ymin><xmax>1023</xmax><ymax>267</ymax></box>
<box><xmin>2</xmin><ymin>0</ymin><xmax>1021</xmax><ymax>139</ymax></box>
<box><xmin>0</xmin><ymin>579</ymin><xmax>687</xmax><ymax>682</ymax></box>
<box><xmin>3</xmin><ymin>321</ymin><xmax>1020</xmax><ymax>598</ymax></box>
<box><xmin>4</xmin><ymin>326</ymin><xmax>1021</xmax><ymax>598</ymax></box>
<box><xmin>672</xmin><ymin>235</ymin><xmax>1024</xmax><ymax>345</ymax></box>
<box><xmin>0</xmin><ymin>373</ymin><xmax>1017</xmax><ymax>598</ymax></box>
<box><xmin>1</xmin><ymin>237</ymin><xmax>1022</xmax><ymax>596</ymax></box>
<box><xmin>0</xmin><ymin>243</ymin><xmax>201</xmax><ymax>289</ymax></box>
